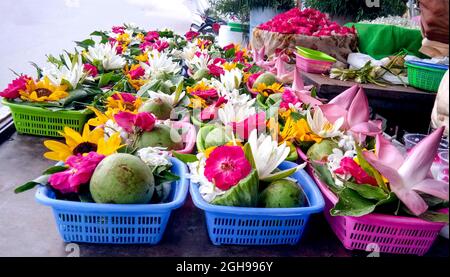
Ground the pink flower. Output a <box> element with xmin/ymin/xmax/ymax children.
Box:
<box><xmin>233</xmin><ymin>51</ymin><xmax>245</xmax><ymax>63</ymax></box>
<box><xmin>112</xmin><ymin>26</ymin><xmax>125</xmax><ymax>34</ymax></box>
<box><xmin>363</xmin><ymin>128</ymin><xmax>449</xmax><ymax>216</ymax></box>
<box><xmin>213</xmin><ymin>57</ymin><xmax>226</xmax><ymax>65</ymax></box>
<box><xmin>49</xmin><ymin>152</ymin><xmax>105</xmax><ymax>194</ymax></box>
<box><xmin>152</xmin><ymin>40</ymin><xmax>170</xmax><ymax>52</ymax></box>
<box><xmin>334</xmin><ymin>157</ymin><xmax>378</xmax><ymax>186</ymax></box>
<box><xmin>191</xmin><ymin>88</ymin><xmax>218</xmax><ymax>99</ymax></box>
<box><xmin>204</xmin><ymin>146</ymin><xmax>252</xmax><ymax>191</ymax></box>
<box><xmin>145</xmin><ymin>31</ymin><xmax>160</xmax><ymax>42</ymax></box>
<box><xmin>112</xmin><ymin>92</ymin><xmax>136</xmax><ymax>103</ymax></box>
<box><xmin>128</xmin><ymin>66</ymin><xmax>145</xmax><ymax>79</ymax></box>
<box><xmin>114</xmin><ymin>111</ymin><xmax>156</xmax><ymax>133</ymax></box>
<box><xmin>207</xmin><ymin>64</ymin><xmax>225</xmax><ymax>77</ymax></box>
<box><xmin>83</xmin><ymin>64</ymin><xmax>98</xmax><ymax>77</ymax></box>
<box><xmin>0</xmin><ymin>75</ymin><xmax>31</xmax><ymax>99</ymax></box>
<box><xmin>116</xmin><ymin>44</ymin><xmax>124</xmax><ymax>54</ymax></box>
<box><xmin>280</xmin><ymin>89</ymin><xmax>300</xmax><ymax>110</ymax></box>
<box><xmin>231</xmin><ymin>112</ymin><xmax>266</xmax><ymax>140</ymax></box>
<box><xmin>200</xmin><ymin>97</ymin><xmax>227</xmax><ymax>121</ymax></box>
<box><xmin>185</xmin><ymin>30</ymin><xmax>200</xmax><ymax>41</ymax></box>
<box><xmin>223</xmin><ymin>43</ymin><xmax>234</xmax><ymax>51</ymax></box>
<box><xmin>139</xmin><ymin>41</ymin><xmax>152</xmax><ymax>51</ymax></box>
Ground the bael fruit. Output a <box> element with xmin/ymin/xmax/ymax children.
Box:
<box><xmin>89</xmin><ymin>153</ymin><xmax>154</xmax><ymax>204</ymax></box>
<box><xmin>259</xmin><ymin>179</ymin><xmax>306</xmax><ymax>208</ymax></box>
<box><xmin>136</xmin><ymin>124</ymin><xmax>183</xmax><ymax>151</ymax></box>
<box><xmin>252</xmin><ymin>72</ymin><xmax>278</xmax><ymax>89</ymax></box>
<box><xmin>139</xmin><ymin>99</ymin><xmax>173</xmax><ymax>120</ymax></box>
<box><xmin>306</xmin><ymin>140</ymin><xmax>338</xmax><ymax>162</ymax></box>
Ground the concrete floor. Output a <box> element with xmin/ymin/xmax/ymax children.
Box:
<box><xmin>0</xmin><ymin>133</ymin><xmax>448</xmax><ymax>257</ymax></box>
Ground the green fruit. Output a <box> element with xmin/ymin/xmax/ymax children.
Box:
<box><xmin>204</xmin><ymin>127</ymin><xmax>230</xmax><ymax>149</ymax></box>
<box><xmin>259</xmin><ymin>179</ymin><xmax>306</xmax><ymax>208</ymax></box>
<box><xmin>252</xmin><ymin>72</ymin><xmax>278</xmax><ymax>89</ymax></box>
<box><xmin>136</xmin><ymin>124</ymin><xmax>183</xmax><ymax>150</ymax></box>
<box><xmin>306</xmin><ymin>140</ymin><xmax>338</xmax><ymax>162</ymax></box>
<box><xmin>193</xmin><ymin>69</ymin><xmax>209</xmax><ymax>81</ymax></box>
<box><xmin>139</xmin><ymin>99</ymin><xmax>172</xmax><ymax>120</ymax></box>
<box><xmin>211</xmin><ymin>170</ymin><xmax>259</xmax><ymax>207</ymax></box>
<box><xmin>89</xmin><ymin>153</ymin><xmax>154</xmax><ymax>204</ymax></box>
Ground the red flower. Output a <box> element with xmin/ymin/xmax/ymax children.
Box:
<box><xmin>128</xmin><ymin>66</ymin><xmax>145</xmax><ymax>80</ymax></box>
<box><xmin>152</xmin><ymin>40</ymin><xmax>170</xmax><ymax>52</ymax></box>
<box><xmin>83</xmin><ymin>64</ymin><xmax>98</xmax><ymax>77</ymax></box>
<box><xmin>0</xmin><ymin>75</ymin><xmax>31</xmax><ymax>99</ymax></box>
<box><xmin>112</xmin><ymin>26</ymin><xmax>125</xmax><ymax>34</ymax></box>
<box><xmin>49</xmin><ymin>152</ymin><xmax>105</xmax><ymax>194</ymax></box>
<box><xmin>185</xmin><ymin>30</ymin><xmax>200</xmax><ymax>41</ymax></box>
<box><xmin>223</xmin><ymin>43</ymin><xmax>235</xmax><ymax>51</ymax></box>
<box><xmin>207</xmin><ymin>64</ymin><xmax>225</xmax><ymax>77</ymax></box>
<box><xmin>112</xmin><ymin>92</ymin><xmax>136</xmax><ymax>103</ymax></box>
<box><xmin>334</xmin><ymin>157</ymin><xmax>378</xmax><ymax>186</ymax></box>
<box><xmin>190</xmin><ymin>88</ymin><xmax>218</xmax><ymax>99</ymax></box>
<box><xmin>204</xmin><ymin>146</ymin><xmax>252</xmax><ymax>191</ymax></box>
<box><xmin>114</xmin><ymin>111</ymin><xmax>156</xmax><ymax>133</ymax></box>
<box><xmin>212</xmin><ymin>23</ymin><xmax>221</xmax><ymax>34</ymax></box>
<box><xmin>145</xmin><ymin>31</ymin><xmax>160</xmax><ymax>42</ymax></box>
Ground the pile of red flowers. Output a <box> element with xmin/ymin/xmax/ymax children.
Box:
<box><xmin>258</xmin><ymin>8</ymin><xmax>355</xmax><ymax>36</ymax></box>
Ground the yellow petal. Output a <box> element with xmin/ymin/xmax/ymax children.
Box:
<box><xmin>44</xmin><ymin>151</ymin><xmax>65</xmax><ymax>162</ymax></box>
<box><xmin>88</xmin><ymin>127</ymin><xmax>104</xmax><ymax>144</ymax></box>
<box><xmin>63</xmin><ymin>126</ymin><xmax>83</xmax><ymax>146</ymax></box>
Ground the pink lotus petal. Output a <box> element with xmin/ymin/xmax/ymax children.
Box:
<box><xmin>349</xmin><ymin>122</ymin><xmax>382</xmax><ymax>137</ymax></box>
<box><xmin>394</xmin><ymin>187</ymin><xmax>429</xmax><ymax>216</ymax></box>
<box><xmin>375</xmin><ymin>134</ymin><xmax>405</xmax><ymax>170</ymax></box>
<box><xmin>231</xmin><ymin>112</ymin><xmax>266</xmax><ymax>140</ymax></box>
<box><xmin>413</xmin><ymin>178</ymin><xmax>449</xmax><ymax>201</ymax></box>
<box><xmin>319</xmin><ymin>104</ymin><xmax>348</xmax><ymax>125</ymax></box>
<box><xmin>347</xmin><ymin>87</ymin><xmax>369</xmax><ymax>127</ymax></box>
<box><xmin>292</xmin><ymin>66</ymin><xmax>304</xmax><ymax>91</ymax></box>
<box><xmin>363</xmin><ymin>152</ymin><xmax>404</xmax><ymax>186</ymax></box>
<box><xmin>295</xmin><ymin>91</ymin><xmax>323</xmax><ymax>106</ymax></box>
<box><xmin>329</xmin><ymin>85</ymin><xmax>359</xmax><ymax>110</ymax></box>
<box><xmin>399</xmin><ymin>127</ymin><xmax>444</xmax><ymax>185</ymax></box>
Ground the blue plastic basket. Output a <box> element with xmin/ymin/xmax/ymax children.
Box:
<box><xmin>190</xmin><ymin>161</ymin><xmax>325</xmax><ymax>246</ymax></box>
<box><xmin>35</xmin><ymin>158</ymin><xmax>188</xmax><ymax>245</ymax></box>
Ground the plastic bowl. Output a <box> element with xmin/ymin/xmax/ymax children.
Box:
<box><xmin>296</xmin><ymin>46</ymin><xmax>336</xmax><ymax>63</ymax></box>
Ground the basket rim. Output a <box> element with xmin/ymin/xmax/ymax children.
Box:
<box><xmin>35</xmin><ymin>157</ymin><xmax>189</xmax><ymax>212</ymax></box>
<box><xmin>2</xmin><ymin>98</ymin><xmax>93</xmax><ymax>115</ymax></box>
<box><xmin>190</xmin><ymin>161</ymin><xmax>325</xmax><ymax>216</ymax></box>
<box><xmin>405</xmin><ymin>61</ymin><xmax>448</xmax><ymax>73</ymax></box>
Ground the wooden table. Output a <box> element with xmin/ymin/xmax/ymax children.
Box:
<box><xmin>302</xmin><ymin>72</ymin><xmax>437</xmax><ymax>137</ymax></box>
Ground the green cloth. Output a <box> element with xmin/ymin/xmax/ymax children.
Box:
<box><xmin>345</xmin><ymin>23</ymin><xmax>428</xmax><ymax>59</ymax></box>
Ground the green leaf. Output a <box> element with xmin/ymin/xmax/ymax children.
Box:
<box><xmin>43</xmin><ymin>166</ymin><xmax>68</xmax><ymax>175</ymax></box>
<box><xmin>172</xmin><ymin>151</ymin><xmax>198</xmax><ymax>163</ymax></box>
<box><xmin>98</xmin><ymin>72</ymin><xmax>114</xmax><ymax>88</ymax></box>
<box><xmin>261</xmin><ymin>167</ymin><xmax>297</xmax><ymax>183</ymax></box>
<box><xmin>173</xmin><ymin>81</ymin><xmax>184</xmax><ymax>105</ymax></box>
<box><xmin>14</xmin><ymin>175</ymin><xmax>49</xmax><ymax>194</ymax></box>
<box><xmin>331</xmin><ymin>188</ymin><xmax>378</xmax><ymax>216</ymax></box>
<box><xmin>243</xmin><ymin>143</ymin><xmax>257</xmax><ymax>170</ymax></box>
<box><xmin>46</xmin><ymin>54</ymin><xmax>64</xmax><ymax>67</ymax></box>
<box><xmin>212</xmin><ymin>170</ymin><xmax>259</xmax><ymax>207</ymax></box>
<box><xmin>75</xmin><ymin>39</ymin><xmax>95</xmax><ymax>49</ymax></box>
<box><xmin>355</xmin><ymin>145</ymin><xmax>388</xmax><ymax>192</ymax></box>
<box><xmin>155</xmin><ymin>170</ymin><xmax>180</xmax><ymax>183</ymax></box>
<box><xmin>344</xmin><ymin>181</ymin><xmax>388</xmax><ymax>201</ymax></box>
<box><xmin>90</xmin><ymin>31</ymin><xmax>109</xmax><ymax>44</ymax></box>
<box><xmin>418</xmin><ymin>211</ymin><xmax>449</xmax><ymax>223</ymax></box>
<box><xmin>310</xmin><ymin>161</ymin><xmax>341</xmax><ymax>193</ymax></box>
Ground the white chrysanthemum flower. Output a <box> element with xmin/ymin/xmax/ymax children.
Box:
<box><xmin>219</xmin><ymin>68</ymin><xmax>243</xmax><ymax>92</ymax></box>
<box><xmin>85</xmin><ymin>43</ymin><xmax>126</xmax><ymax>71</ymax></box>
<box><xmin>43</xmin><ymin>53</ymin><xmax>84</xmax><ymax>89</ymax></box>
<box><xmin>137</xmin><ymin>147</ymin><xmax>172</xmax><ymax>168</ymax></box>
<box><xmin>141</xmin><ymin>49</ymin><xmax>181</xmax><ymax>78</ymax></box>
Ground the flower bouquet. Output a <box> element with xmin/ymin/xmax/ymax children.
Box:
<box><xmin>293</xmin><ymin>85</ymin><xmax>449</xmax><ymax>255</ymax></box>
<box><xmin>15</xmin><ymin>105</ymin><xmax>189</xmax><ymax>244</ymax></box>
<box><xmin>186</xmin><ymin>124</ymin><xmax>324</xmax><ymax>245</ymax></box>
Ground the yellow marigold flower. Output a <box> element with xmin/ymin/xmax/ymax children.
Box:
<box><xmin>106</xmin><ymin>92</ymin><xmax>143</xmax><ymax>113</ymax></box>
<box><xmin>188</xmin><ymin>95</ymin><xmax>207</xmax><ymax>109</ymax></box>
<box><xmin>136</xmin><ymin>51</ymin><xmax>149</xmax><ymax>62</ymax></box>
<box><xmin>136</xmin><ymin>33</ymin><xmax>145</xmax><ymax>42</ymax></box>
<box><xmin>186</xmin><ymin>81</ymin><xmax>213</xmax><ymax>95</ymax></box>
<box><xmin>44</xmin><ymin>125</ymin><xmax>124</xmax><ymax>162</ymax></box>
<box><xmin>19</xmin><ymin>77</ymin><xmax>69</xmax><ymax>102</ymax></box>
<box><xmin>116</xmin><ymin>33</ymin><xmax>131</xmax><ymax>46</ymax></box>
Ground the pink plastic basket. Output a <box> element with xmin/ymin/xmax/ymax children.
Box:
<box><xmin>295</xmin><ymin>52</ymin><xmax>334</xmax><ymax>74</ymax></box>
<box><xmin>297</xmin><ymin>147</ymin><xmax>446</xmax><ymax>256</ymax></box>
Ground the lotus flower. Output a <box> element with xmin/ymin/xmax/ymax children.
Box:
<box><xmin>248</xmin><ymin>130</ymin><xmax>305</xmax><ymax>181</ymax></box>
<box><xmin>252</xmin><ymin>46</ymin><xmax>276</xmax><ymax>71</ymax></box>
<box><xmin>307</xmin><ymin>108</ymin><xmax>344</xmax><ymax>138</ymax></box>
<box><xmin>320</xmin><ymin>86</ymin><xmax>382</xmax><ymax>140</ymax></box>
<box><xmin>204</xmin><ymin>146</ymin><xmax>252</xmax><ymax>191</ymax></box>
<box><xmin>363</xmin><ymin>127</ymin><xmax>449</xmax><ymax>216</ymax></box>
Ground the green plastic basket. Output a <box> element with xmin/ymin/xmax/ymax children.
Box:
<box><xmin>2</xmin><ymin>99</ymin><xmax>93</xmax><ymax>137</ymax></box>
<box><xmin>406</xmin><ymin>61</ymin><xmax>448</xmax><ymax>92</ymax></box>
